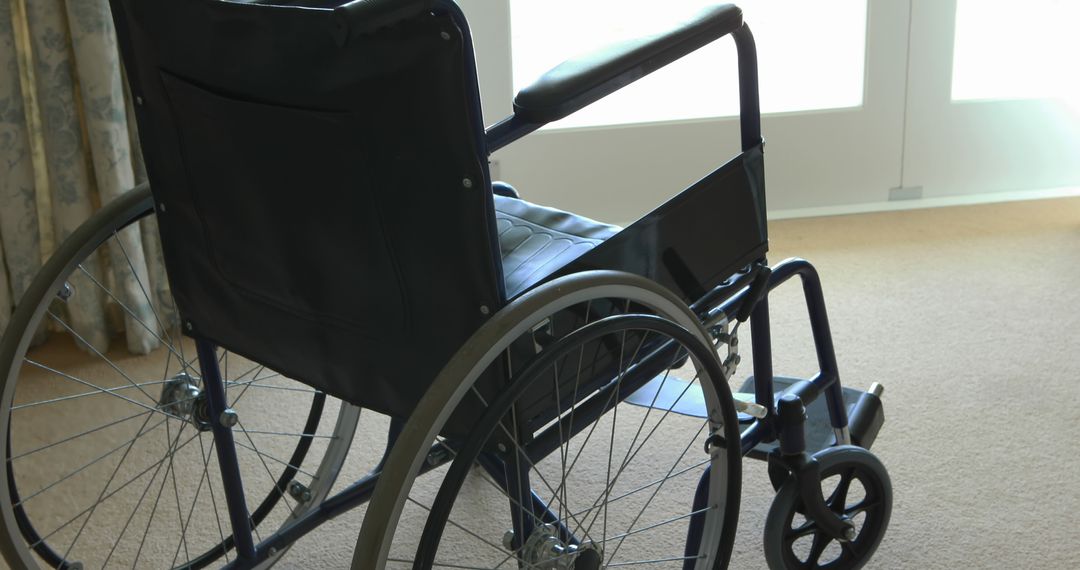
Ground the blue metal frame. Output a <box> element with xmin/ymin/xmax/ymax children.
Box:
<box><xmin>191</xmin><ymin>1</ymin><xmax>851</xmax><ymax>565</ymax></box>
<box><xmin>195</xmin><ymin>339</ymin><xmax>257</xmax><ymax>562</ymax></box>
<box><xmin>706</xmin><ymin>258</ymin><xmax>851</xmax><ymax>456</ymax></box>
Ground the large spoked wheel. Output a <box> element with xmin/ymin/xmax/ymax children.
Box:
<box><xmin>0</xmin><ymin>185</ymin><xmax>361</xmax><ymax>569</ymax></box>
<box><xmin>763</xmin><ymin>446</ymin><xmax>892</xmax><ymax>570</ymax></box>
<box><xmin>355</xmin><ymin>272</ymin><xmax>742</xmax><ymax>569</ymax></box>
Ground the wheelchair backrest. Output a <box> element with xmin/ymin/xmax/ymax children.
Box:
<box><xmin>108</xmin><ymin>0</ymin><xmax>504</xmax><ymax>420</ymax></box>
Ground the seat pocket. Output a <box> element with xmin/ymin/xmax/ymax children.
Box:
<box><xmin>161</xmin><ymin>71</ymin><xmax>408</xmax><ymax>335</ymax></box>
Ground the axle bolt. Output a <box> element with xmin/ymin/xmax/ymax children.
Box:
<box><xmin>219</xmin><ymin>408</ymin><xmax>239</xmax><ymax>428</ymax></box>
<box><xmin>289</xmin><ymin>480</ymin><xmax>313</xmax><ymax>503</ymax></box>
<box><xmin>842</xmin><ymin>525</ymin><xmax>857</xmax><ymax>541</ymax></box>
<box><xmin>57</xmin><ymin>282</ymin><xmax>74</xmax><ymax>301</ymax></box>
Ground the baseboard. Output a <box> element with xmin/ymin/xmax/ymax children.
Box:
<box><xmin>767</xmin><ymin>186</ymin><xmax>1080</xmax><ymax>220</ymax></box>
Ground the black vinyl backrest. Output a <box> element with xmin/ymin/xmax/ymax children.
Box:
<box><xmin>109</xmin><ymin>0</ymin><xmax>503</xmax><ymax>420</ymax></box>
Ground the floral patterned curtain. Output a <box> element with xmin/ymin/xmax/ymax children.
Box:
<box><xmin>0</xmin><ymin>0</ymin><xmax>172</xmax><ymax>354</ymax></box>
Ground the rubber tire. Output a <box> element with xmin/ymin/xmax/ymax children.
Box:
<box><xmin>353</xmin><ymin>271</ymin><xmax>742</xmax><ymax>569</ymax></box>
<box><xmin>763</xmin><ymin>446</ymin><xmax>891</xmax><ymax>570</ymax></box>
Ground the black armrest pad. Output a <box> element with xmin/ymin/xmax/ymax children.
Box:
<box><xmin>513</xmin><ymin>4</ymin><xmax>743</xmax><ymax>124</ymax></box>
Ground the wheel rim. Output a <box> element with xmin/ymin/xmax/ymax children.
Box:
<box><xmin>0</xmin><ymin>187</ymin><xmax>360</xmax><ymax>569</ymax></box>
<box><xmin>355</xmin><ymin>272</ymin><xmax>741</xmax><ymax>570</ymax></box>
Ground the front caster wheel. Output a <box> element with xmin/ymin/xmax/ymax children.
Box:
<box><xmin>763</xmin><ymin>446</ymin><xmax>891</xmax><ymax>570</ymax></box>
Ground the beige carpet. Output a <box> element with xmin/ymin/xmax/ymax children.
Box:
<box><xmin>3</xmin><ymin>196</ymin><xmax>1078</xmax><ymax>568</ymax></box>
<box><xmin>280</xmin><ymin>195</ymin><xmax>1080</xmax><ymax>568</ymax></box>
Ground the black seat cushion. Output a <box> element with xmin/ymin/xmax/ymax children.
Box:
<box><xmin>494</xmin><ymin>195</ymin><xmax>621</xmax><ymax>297</ymax></box>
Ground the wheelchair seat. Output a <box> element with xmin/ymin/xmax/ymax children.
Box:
<box><xmin>494</xmin><ymin>195</ymin><xmax>620</xmax><ymax>297</ymax></box>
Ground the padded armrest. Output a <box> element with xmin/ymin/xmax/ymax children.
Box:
<box><xmin>513</xmin><ymin>4</ymin><xmax>743</xmax><ymax>125</ymax></box>
<box><xmin>332</xmin><ymin>0</ymin><xmax>435</xmax><ymax>45</ymax></box>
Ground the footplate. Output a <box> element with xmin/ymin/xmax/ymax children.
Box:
<box><xmin>740</xmin><ymin>376</ymin><xmax>884</xmax><ymax>458</ymax></box>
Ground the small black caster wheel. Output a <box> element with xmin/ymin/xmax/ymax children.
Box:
<box><xmin>764</xmin><ymin>445</ymin><xmax>891</xmax><ymax>569</ymax></box>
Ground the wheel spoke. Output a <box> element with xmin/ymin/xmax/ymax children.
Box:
<box><xmin>427</xmin><ymin>437</ymin><xmax>555</xmax><ymax>569</ymax></box>
<box><xmin>845</xmin><ymin>499</ymin><xmax>881</xmax><ymax>517</ymax></box>
<box><xmin>225</xmin><ymin>381</ymin><xmax>317</xmax><ymax>394</ymax></box>
<box><xmin>605</xmin><ymin>555</ymin><xmax>705</xmax><ymax>567</ymax></box>
<box><xmin>528</xmin><ymin>334</ymin><xmax>657</xmax><ymax>540</ymax></box>
<box><xmin>8</xmin><ymin>409</ymin><xmax>153</xmax><ymax>461</ymax></box>
<box><xmin>576</xmin><ymin>346</ymin><xmax>699</xmax><ymax>546</ymax></box>
<box><xmin>111</xmin><ymin>229</ymin><xmax>182</xmax><ymax>360</ymax></box>
<box><xmin>405</xmin><ymin>496</ymin><xmax>513</xmax><ymax>558</ymax></box>
<box><xmin>16</xmin><ymin>417</ymin><xmax>169</xmax><ymax>507</ymax></box>
<box><xmin>471</xmin><ymin>387</ymin><xmax>590</xmax><ymax>540</ymax></box>
<box><xmin>235</xmin><ymin>420</ymin><xmax>296</xmax><ymax>511</ymax></box>
<box><xmin>165</xmin><ymin>419</ymin><xmax>193</xmax><ymax>564</ymax></box>
<box><xmin>45</xmin><ymin>311</ymin><xmax>161</xmax><ymax>406</ymax></box>
<box><xmin>99</xmin><ymin>422</ymin><xmax>180</xmax><ymax>567</ymax></box>
<box><xmin>599</xmin><ymin>505</ymin><xmax>711</xmax><ymax>544</ymax></box>
<box><xmin>75</xmin><ymin>263</ymin><xmax>188</xmax><ymax>370</ymax></box>
<box><xmin>227</xmin><ymin>366</ymin><xmax>267</xmax><ymax>408</ymax></box>
<box><xmin>602</xmin><ymin>419</ymin><xmax>710</xmax><ymax>565</ymax></box>
<box><xmin>233</xmin><ymin>429</ymin><xmax>334</xmax><ymax>439</ymax></box>
<box><xmin>565</xmin><ymin>458</ymin><xmax>711</xmax><ymax>522</ymax></box>
<box><xmin>11</xmin><ymin>380</ymin><xmax>171</xmax><ymax>411</ymax></box>
<box><xmin>827</xmin><ymin>468</ymin><xmax>856</xmax><ymax>513</ymax></box>
<box><xmin>132</xmin><ymin>421</ymin><xmax>194</xmax><ymax>567</ymax></box>
<box><xmin>169</xmin><ymin>433</ymin><xmax>215</xmax><ymax>568</ymax></box>
<box><xmin>232</xmin><ymin>440</ymin><xmax>317</xmax><ymax>480</ymax></box>
<box><xmin>30</xmin><ymin>430</ymin><xmax>201</xmax><ymax>548</ymax></box>
<box><xmin>785</xmin><ymin>519</ymin><xmax>819</xmax><ymax>543</ymax></box>
<box><xmin>24</xmin><ymin>358</ymin><xmax>186</xmax><ymax>422</ymax></box>
<box><xmin>805</xmin><ymin>532</ymin><xmax>831</xmax><ymax>567</ymax></box>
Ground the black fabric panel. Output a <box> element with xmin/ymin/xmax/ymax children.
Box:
<box><xmin>109</xmin><ymin>0</ymin><xmax>502</xmax><ymax>422</ymax></box>
<box><xmin>552</xmin><ymin>149</ymin><xmax>769</xmax><ymax>304</ymax></box>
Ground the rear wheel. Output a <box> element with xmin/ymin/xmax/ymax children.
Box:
<box><xmin>0</xmin><ymin>185</ymin><xmax>361</xmax><ymax>569</ymax></box>
<box><xmin>355</xmin><ymin>272</ymin><xmax>742</xmax><ymax>569</ymax></box>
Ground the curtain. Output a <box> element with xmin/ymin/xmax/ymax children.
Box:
<box><xmin>0</xmin><ymin>0</ymin><xmax>173</xmax><ymax>355</ymax></box>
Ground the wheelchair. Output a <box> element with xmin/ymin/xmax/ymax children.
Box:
<box><xmin>0</xmin><ymin>1</ymin><xmax>891</xmax><ymax>568</ymax></box>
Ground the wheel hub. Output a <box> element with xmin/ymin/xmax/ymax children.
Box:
<box><xmin>159</xmin><ymin>373</ymin><xmax>212</xmax><ymax>431</ymax></box>
<box><xmin>506</xmin><ymin>524</ymin><xmax>603</xmax><ymax>569</ymax></box>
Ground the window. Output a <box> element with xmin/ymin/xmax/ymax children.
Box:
<box><xmin>951</xmin><ymin>0</ymin><xmax>1080</xmax><ymax>103</ymax></box>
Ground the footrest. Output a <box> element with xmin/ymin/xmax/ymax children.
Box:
<box><xmin>739</xmin><ymin>376</ymin><xmax>867</xmax><ymax>457</ymax></box>
<box><xmin>625</xmin><ymin>376</ymin><xmax>767</xmax><ymax>419</ymax></box>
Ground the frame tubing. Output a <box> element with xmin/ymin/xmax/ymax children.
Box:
<box><xmin>749</xmin><ymin>295</ymin><xmax>776</xmax><ymax>429</ymax></box>
<box><xmin>765</xmin><ymin>260</ymin><xmax>849</xmax><ymax>431</ymax></box>
<box><xmin>733</xmin><ymin>24</ymin><xmax>762</xmax><ymax>151</ymax></box>
<box><xmin>196</xmin><ymin>338</ymin><xmax>257</xmax><ymax>561</ymax></box>
<box><xmin>239</xmin><ymin>472</ymin><xmax>381</xmax><ymax>567</ymax></box>
<box><xmin>502</xmin><ymin>449</ymin><xmax>538</xmax><ymax>550</ymax></box>
<box><xmin>486</xmin><ymin>115</ymin><xmax>542</xmax><ymax>153</ymax></box>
